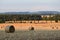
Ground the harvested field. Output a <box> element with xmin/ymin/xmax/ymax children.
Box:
<box><xmin>0</xmin><ymin>30</ymin><xmax>60</xmax><ymax>40</ymax></box>
<box><xmin>0</xmin><ymin>21</ymin><xmax>60</xmax><ymax>30</ymax></box>
<box><xmin>0</xmin><ymin>21</ymin><xmax>60</xmax><ymax>40</ymax></box>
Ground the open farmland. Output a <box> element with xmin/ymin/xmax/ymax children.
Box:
<box><xmin>0</xmin><ymin>30</ymin><xmax>60</xmax><ymax>40</ymax></box>
<box><xmin>0</xmin><ymin>21</ymin><xmax>60</xmax><ymax>30</ymax></box>
<box><xmin>0</xmin><ymin>21</ymin><xmax>60</xmax><ymax>40</ymax></box>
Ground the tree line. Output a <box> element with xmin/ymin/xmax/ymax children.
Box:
<box><xmin>0</xmin><ymin>14</ymin><xmax>60</xmax><ymax>23</ymax></box>
<box><xmin>0</xmin><ymin>14</ymin><xmax>42</xmax><ymax>23</ymax></box>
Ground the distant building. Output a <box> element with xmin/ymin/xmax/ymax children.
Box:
<box><xmin>41</xmin><ymin>15</ymin><xmax>54</xmax><ymax>18</ymax></box>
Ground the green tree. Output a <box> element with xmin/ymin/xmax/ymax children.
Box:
<box><xmin>54</xmin><ymin>14</ymin><xmax>59</xmax><ymax>23</ymax></box>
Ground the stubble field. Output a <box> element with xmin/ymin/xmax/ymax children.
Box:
<box><xmin>0</xmin><ymin>21</ymin><xmax>60</xmax><ymax>40</ymax></box>
<box><xmin>0</xmin><ymin>30</ymin><xmax>60</xmax><ymax>40</ymax></box>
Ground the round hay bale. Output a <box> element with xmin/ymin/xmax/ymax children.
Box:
<box><xmin>5</xmin><ymin>25</ymin><xmax>15</xmax><ymax>33</ymax></box>
<box><xmin>29</xmin><ymin>26</ymin><xmax>34</xmax><ymax>31</ymax></box>
<box><xmin>56</xmin><ymin>27</ymin><xmax>58</xmax><ymax>29</ymax></box>
<box><xmin>52</xmin><ymin>27</ymin><xmax>54</xmax><ymax>29</ymax></box>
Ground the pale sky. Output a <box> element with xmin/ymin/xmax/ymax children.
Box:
<box><xmin>0</xmin><ymin>0</ymin><xmax>60</xmax><ymax>12</ymax></box>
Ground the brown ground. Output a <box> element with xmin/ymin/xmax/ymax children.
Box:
<box><xmin>0</xmin><ymin>21</ymin><xmax>60</xmax><ymax>30</ymax></box>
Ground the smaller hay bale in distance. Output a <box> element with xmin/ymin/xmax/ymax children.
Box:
<box><xmin>5</xmin><ymin>25</ymin><xmax>15</xmax><ymax>33</ymax></box>
<box><xmin>29</xmin><ymin>26</ymin><xmax>34</xmax><ymax>31</ymax></box>
<box><xmin>52</xmin><ymin>27</ymin><xmax>54</xmax><ymax>29</ymax></box>
<box><xmin>55</xmin><ymin>26</ymin><xmax>58</xmax><ymax>29</ymax></box>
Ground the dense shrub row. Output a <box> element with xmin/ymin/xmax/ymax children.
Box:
<box><xmin>0</xmin><ymin>14</ymin><xmax>60</xmax><ymax>23</ymax></box>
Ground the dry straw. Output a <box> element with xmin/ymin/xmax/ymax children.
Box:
<box><xmin>29</xmin><ymin>26</ymin><xmax>34</xmax><ymax>31</ymax></box>
<box><xmin>5</xmin><ymin>25</ymin><xmax>15</xmax><ymax>33</ymax></box>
